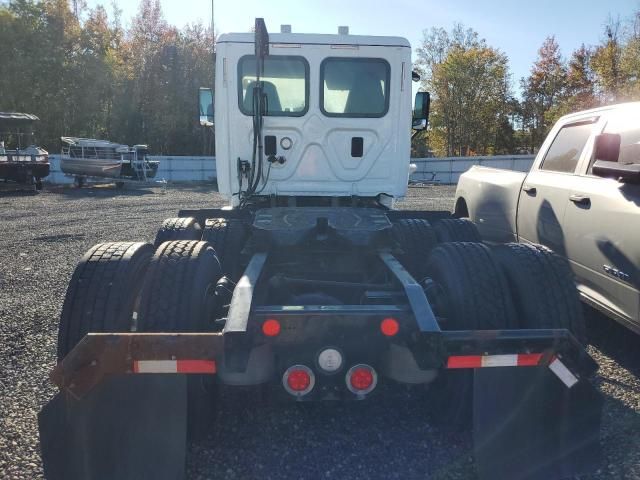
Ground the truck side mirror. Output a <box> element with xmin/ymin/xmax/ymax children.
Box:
<box><xmin>199</xmin><ymin>87</ymin><xmax>214</xmax><ymax>126</ymax></box>
<box><xmin>593</xmin><ymin>133</ymin><xmax>621</xmax><ymax>162</ymax></box>
<box><xmin>412</xmin><ymin>91</ymin><xmax>430</xmax><ymax>130</ymax></box>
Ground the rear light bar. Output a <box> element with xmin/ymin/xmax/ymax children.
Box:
<box><xmin>50</xmin><ymin>332</ymin><xmax>592</xmax><ymax>400</ymax></box>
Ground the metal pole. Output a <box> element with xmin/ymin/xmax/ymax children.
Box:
<box><xmin>211</xmin><ymin>0</ymin><xmax>215</xmax><ymax>86</ymax></box>
<box><xmin>210</xmin><ymin>0</ymin><xmax>216</xmax><ymax>156</ymax></box>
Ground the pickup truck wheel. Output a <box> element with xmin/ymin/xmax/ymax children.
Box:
<box><xmin>433</xmin><ymin>218</ymin><xmax>481</xmax><ymax>243</ymax></box>
<box><xmin>137</xmin><ymin>240</ymin><xmax>222</xmax><ymax>440</ymax></box>
<box><xmin>425</xmin><ymin>242</ymin><xmax>515</xmax><ymax>429</ymax></box>
<box><xmin>57</xmin><ymin>242</ymin><xmax>154</xmax><ymax>361</ymax></box>
<box><xmin>391</xmin><ymin>218</ymin><xmax>438</xmax><ymax>280</ymax></box>
<box><xmin>201</xmin><ymin>218</ymin><xmax>247</xmax><ymax>279</ymax></box>
<box><xmin>154</xmin><ymin>217</ymin><xmax>201</xmax><ymax>247</ymax></box>
<box><xmin>492</xmin><ymin>243</ymin><xmax>586</xmax><ymax>344</ymax></box>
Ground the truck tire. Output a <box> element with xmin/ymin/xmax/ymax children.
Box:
<box><xmin>138</xmin><ymin>240</ymin><xmax>221</xmax><ymax>331</ymax></box>
<box><xmin>137</xmin><ymin>240</ymin><xmax>222</xmax><ymax>440</ymax></box>
<box><xmin>57</xmin><ymin>242</ymin><xmax>154</xmax><ymax>361</ymax></box>
<box><xmin>492</xmin><ymin>243</ymin><xmax>586</xmax><ymax>345</ymax></box>
<box><xmin>153</xmin><ymin>217</ymin><xmax>201</xmax><ymax>248</ymax></box>
<box><xmin>201</xmin><ymin>218</ymin><xmax>247</xmax><ymax>279</ymax></box>
<box><xmin>433</xmin><ymin>218</ymin><xmax>481</xmax><ymax>243</ymax></box>
<box><xmin>424</xmin><ymin>242</ymin><xmax>515</xmax><ymax>429</ymax></box>
<box><xmin>391</xmin><ymin>218</ymin><xmax>438</xmax><ymax>279</ymax></box>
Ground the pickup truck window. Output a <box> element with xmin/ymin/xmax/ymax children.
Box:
<box><xmin>540</xmin><ymin>122</ymin><xmax>594</xmax><ymax>173</ymax></box>
<box><xmin>592</xmin><ymin>111</ymin><xmax>640</xmax><ymax>170</ymax></box>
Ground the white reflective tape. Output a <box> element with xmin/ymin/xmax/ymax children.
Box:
<box><xmin>481</xmin><ymin>354</ymin><xmax>518</xmax><ymax>367</ymax></box>
<box><xmin>548</xmin><ymin>358</ymin><xmax>579</xmax><ymax>388</ymax></box>
<box><xmin>134</xmin><ymin>360</ymin><xmax>178</xmax><ymax>373</ymax></box>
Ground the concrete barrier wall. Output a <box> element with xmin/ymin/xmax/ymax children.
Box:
<box><xmin>46</xmin><ymin>154</ymin><xmax>535</xmax><ymax>185</ymax></box>
<box><xmin>410</xmin><ymin>155</ymin><xmax>535</xmax><ymax>184</ymax></box>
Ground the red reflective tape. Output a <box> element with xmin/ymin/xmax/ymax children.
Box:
<box><xmin>176</xmin><ymin>360</ymin><xmax>216</xmax><ymax>374</ymax></box>
<box><xmin>447</xmin><ymin>353</ymin><xmax>544</xmax><ymax>369</ymax></box>
<box><xmin>516</xmin><ymin>353</ymin><xmax>543</xmax><ymax>366</ymax></box>
<box><xmin>447</xmin><ymin>356</ymin><xmax>482</xmax><ymax>369</ymax></box>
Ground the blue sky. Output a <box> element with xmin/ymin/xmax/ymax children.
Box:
<box><xmin>89</xmin><ymin>0</ymin><xmax>639</xmax><ymax>93</ymax></box>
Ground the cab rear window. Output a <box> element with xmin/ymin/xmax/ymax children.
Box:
<box><xmin>238</xmin><ymin>55</ymin><xmax>309</xmax><ymax>116</ymax></box>
<box><xmin>320</xmin><ymin>58</ymin><xmax>390</xmax><ymax>118</ymax></box>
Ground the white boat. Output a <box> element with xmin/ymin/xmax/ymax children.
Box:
<box><xmin>60</xmin><ymin>137</ymin><xmax>159</xmax><ymax>181</ymax></box>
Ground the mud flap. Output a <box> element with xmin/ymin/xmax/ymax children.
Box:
<box><xmin>38</xmin><ymin>375</ymin><xmax>188</xmax><ymax>480</ymax></box>
<box><xmin>473</xmin><ymin>367</ymin><xmax>602</xmax><ymax>480</ymax></box>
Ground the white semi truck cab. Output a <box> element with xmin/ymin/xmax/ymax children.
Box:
<box><xmin>200</xmin><ymin>20</ymin><xmax>429</xmax><ymax>206</ymax></box>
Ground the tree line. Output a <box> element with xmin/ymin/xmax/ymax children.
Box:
<box><xmin>415</xmin><ymin>11</ymin><xmax>640</xmax><ymax>157</ymax></box>
<box><xmin>1</xmin><ymin>1</ymin><xmax>639</xmax><ymax>157</ymax></box>
<box><xmin>0</xmin><ymin>0</ymin><xmax>214</xmax><ymax>155</ymax></box>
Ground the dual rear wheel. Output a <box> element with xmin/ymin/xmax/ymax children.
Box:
<box><xmin>58</xmin><ymin>238</ymin><xmax>226</xmax><ymax>440</ymax></box>
<box><xmin>392</xmin><ymin>217</ymin><xmax>585</xmax><ymax>427</ymax></box>
<box><xmin>59</xmin><ymin>215</ymin><xmax>250</xmax><ymax>439</ymax></box>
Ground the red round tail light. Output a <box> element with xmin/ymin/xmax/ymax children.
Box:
<box><xmin>288</xmin><ymin>370</ymin><xmax>310</xmax><ymax>391</ymax></box>
<box><xmin>346</xmin><ymin>364</ymin><xmax>378</xmax><ymax>395</ymax></box>
<box><xmin>282</xmin><ymin>365</ymin><xmax>315</xmax><ymax>397</ymax></box>
<box><xmin>262</xmin><ymin>318</ymin><xmax>281</xmax><ymax>337</ymax></box>
<box><xmin>380</xmin><ymin>317</ymin><xmax>399</xmax><ymax>336</ymax></box>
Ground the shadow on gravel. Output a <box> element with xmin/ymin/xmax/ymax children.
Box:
<box><xmin>0</xmin><ymin>188</ymin><xmax>38</xmax><ymax>197</ymax></box>
<box><xmin>53</xmin><ymin>186</ymin><xmax>157</xmax><ymax>198</ymax></box>
<box><xmin>583</xmin><ymin>306</ymin><xmax>640</xmax><ymax>479</ymax></box>
<box><xmin>586</xmin><ymin>306</ymin><xmax>640</xmax><ymax>378</ymax></box>
<box><xmin>33</xmin><ymin>233</ymin><xmax>86</xmax><ymax>242</ymax></box>
<box><xmin>592</xmin><ymin>378</ymin><xmax>640</xmax><ymax>480</ymax></box>
<box><xmin>44</xmin><ymin>182</ymin><xmax>217</xmax><ymax>198</ymax></box>
<box><xmin>187</xmin><ymin>384</ymin><xmax>476</xmax><ymax>480</ymax></box>
<box><xmin>164</xmin><ymin>181</ymin><xmax>218</xmax><ymax>193</ymax></box>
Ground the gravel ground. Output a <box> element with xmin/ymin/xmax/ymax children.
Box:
<box><xmin>0</xmin><ymin>183</ymin><xmax>638</xmax><ymax>480</ymax></box>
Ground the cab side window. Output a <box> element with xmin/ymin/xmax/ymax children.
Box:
<box><xmin>589</xmin><ymin>110</ymin><xmax>640</xmax><ymax>172</ymax></box>
<box><xmin>540</xmin><ymin>120</ymin><xmax>595</xmax><ymax>173</ymax></box>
